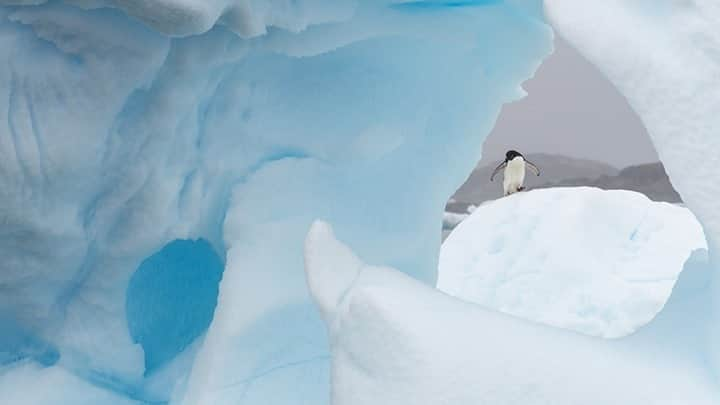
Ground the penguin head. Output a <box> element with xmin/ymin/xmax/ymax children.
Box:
<box><xmin>505</xmin><ymin>150</ymin><xmax>523</xmax><ymax>162</ymax></box>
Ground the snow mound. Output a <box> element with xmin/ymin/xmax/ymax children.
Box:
<box><xmin>438</xmin><ymin>187</ymin><xmax>707</xmax><ymax>338</ymax></box>
<box><xmin>305</xmin><ymin>220</ymin><xmax>717</xmax><ymax>405</ymax></box>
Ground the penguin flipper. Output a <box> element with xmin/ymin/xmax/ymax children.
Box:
<box><xmin>525</xmin><ymin>160</ymin><xmax>541</xmax><ymax>176</ymax></box>
<box><xmin>490</xmin><ymin>161</ymin><xmax>507</xmax><ymax>182</ymax></box>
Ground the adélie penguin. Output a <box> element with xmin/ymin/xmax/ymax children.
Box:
<box><xmin>490</xmin><ymin>150</ymin><xmax>541</xmax><ymax>196</ymax></box>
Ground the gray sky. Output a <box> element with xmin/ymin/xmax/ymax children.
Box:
<box><xmin>481</xmin><ymin>37</ymin><xmax>659</xmax><ymax>169</ymax></box>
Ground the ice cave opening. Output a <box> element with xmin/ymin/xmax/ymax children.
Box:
<box><xmin>126</xmin><ymin>239</ymin><xmax>223</xmax><ymax>375</ymax></box>
<box><xmin>440</xmin><ymin>35</ymin><xmax>708</xmax><ymax>339</ymax></box>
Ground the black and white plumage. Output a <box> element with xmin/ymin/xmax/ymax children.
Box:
<box><xmin>490</xmin><ymin>150</ymin><xmax>541</xmax><ymax>196</ymax></box>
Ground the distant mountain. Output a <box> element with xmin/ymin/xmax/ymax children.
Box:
<box><xmin>447</xmin><ymin>154</ymin><xmax>619</xmax><ymax>212</ymax></box>
<box><xmin>447</xmin><ymin>155</ymin><xmax>680</xmax><ymax>213</ymax></box>
<box><xmin>539</xmin><ymin>162</ymin><xmax>682</xmax><ymax>203</ymax></box>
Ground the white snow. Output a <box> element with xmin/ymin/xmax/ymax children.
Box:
<box><xmin>305</xmin><ymin>220</ymin><xmax>717</xmax><ymax>405</ymax></box>
<box><xmin>439</xmin><ymin>187</ymin><xmax>707</xmax><ymax>338</ymax></box>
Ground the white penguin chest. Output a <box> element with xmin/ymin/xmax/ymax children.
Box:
<box><xmin>503</xmin><ymin>157</ymin><xmax>526</xmax><ymax>195</ymax></box>
<box><xmin>504</xmin><ymin>157</ymin><xmax>526</xmax><ymax>184</ymax></box>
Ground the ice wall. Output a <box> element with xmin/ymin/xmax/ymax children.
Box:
<box><xmin>0</xmin><ymin>1</ymin><xmax>552</xmax><ymax>403</ymax></box>
<box><xmin>544</xmin><ymin>0</ymin><xmax>720</xmax><ymax>372</ymax></box>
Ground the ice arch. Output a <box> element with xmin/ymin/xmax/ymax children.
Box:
<box><xmin>303</xmin><ymin>4</ymin><xmax>720</xmax><ymax>404</ymax></box>
<box><xmin>0</xmin><ymin>1</ymin><xmax>552</xmax><ymax>403</ymax></box>
<box><xmin>545</xmin><ymin>0</ymin><xmax>720</xmax><ymax>264</ymax></box>
<box><xmin>545</xmin><ymin>0</ymin><xmax>720</xmax><ymax>370</ymax></box>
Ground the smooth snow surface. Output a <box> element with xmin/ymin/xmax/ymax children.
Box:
<box><xmin>439</xmin><ymin>187</ymin><xmax>706</xmax><ymax>338</ymax></box>
<box><xmin>306</xmin><ymin>220</ymin><xmax>717</xmax><ymax>405</ymax></box>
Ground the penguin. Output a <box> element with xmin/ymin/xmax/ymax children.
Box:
<box><xmin>490</xmin><ymin>150</ymin><xmax>541</xmax><ymax>196</ymax></box>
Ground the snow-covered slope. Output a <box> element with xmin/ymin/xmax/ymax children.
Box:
<box><xmin>305</xmin><ymin>220</ymin><xmax>716</xmax><ymax>405</ymax></box>
<box><xmin>439</xmin><ymin>187</ymin><xmax>706</xmax><ymax>338</ymax></box>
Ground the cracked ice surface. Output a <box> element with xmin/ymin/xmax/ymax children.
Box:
<box><xmin>0</xmin><ymin>1</ymin><xmax>551</xmax><ymax>403</ymax></box>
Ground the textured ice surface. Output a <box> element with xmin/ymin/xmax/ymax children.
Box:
<box><xmin>439</xmin><ymin>187</ymin><xmax>707</xmax><ymax>338</ymax></box>
<box><xmin>0</xmin><ymin>1</ymin><xmax>551</xmax><ymax>403</ymax></box>
<box><xmin>306</xmin><ymin>220</ymin><xmax>717</xmax><ymax>405</ymax></box>
<box><xmin>0</xmin><ymin>0</ymin><xmax>357</xmax><ymax>37</ymax></box>
<box><xmin>1</xmin><ymin>0</ymin><xmax>718</xmax><ymax>402</ymax></box>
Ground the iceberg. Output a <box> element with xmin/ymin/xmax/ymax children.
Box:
<box><xmin>0</xmin><ymin>0</ymin><xmax>718</xmax><ymax>403</ymax></box>
<box><xmin>0</xmin><ymin>0</ymin><xmax>552</xmax><ymax>403</ymax></box>
<box><xmin>439</xmin><ymin>187</ymin><xmax>707</xmax><ymax>338</ymax></box>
